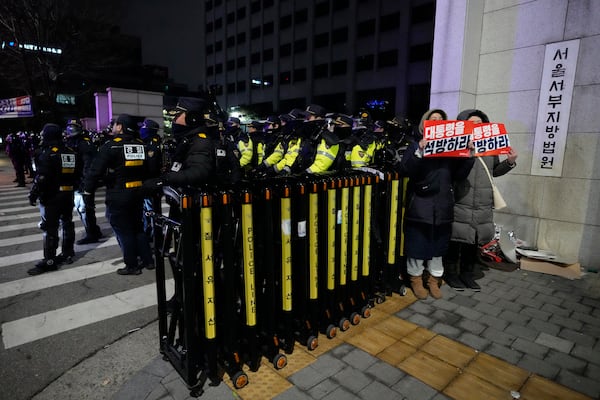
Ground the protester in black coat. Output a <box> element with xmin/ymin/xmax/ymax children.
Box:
<box><xmin>399</xmin><ymin>109</ymin><xmax>475</xmax><ymax>300</ymax></box>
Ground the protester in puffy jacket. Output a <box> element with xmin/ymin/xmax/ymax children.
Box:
<box><xmin>443</xmin><ymin>109</ymin><xmax>518</xmax><ymax>291</ymax></box>
<box><xmin>399</xmin><ymin>109</ymin><xmax>475</xmax><ymax>300</ymax></box>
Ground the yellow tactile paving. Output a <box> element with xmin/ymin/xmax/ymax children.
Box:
<box><xmin>228</xmin><ymin>359</ymin><xmax>293</xmax><ymax>400</ymax></box>
<box><xmin>371</xmin><ymin>315</ymin><xmax>419</xmax><ymax>340</ymax></box>
<box><xmin>444</xmin><ymin>371</ymin><xmax>516</xmax><ymax>400</ymax></box>
<box><xmin>397</xmin><ymin>350</ymin><xmax>462</xmax><ymax>390</ymax></box>
<box><xmin>217</xmin><ymin>294</ymin><xmax>593</xmax><ymax>400</ymax></box>
<box><xmin>465</xmin><ymin>353</ymin><xmax>530</xmax><ymax>390</ymax></box>
<box><xmin>400</xmin><ymin>326</ymin><xmax>436</xmax><ymax>347</ymax></box>
<box><xmin>376</xmin><ymin>340</ymin><xmax>418</xmax><ymax>365</ymax></box>
<box><xmin>421</xmin><ymin>335</ymin><xmax>478</xmax><ymax>369</ymax></box>
<box><xmin>275</xmin><ymin>347</ymin><xmax>317</xmax><ymax>378</ymax></box>
<box><xmin>344</xmin><ymin>328</ymin><xmax>397</xmax><ymax>355</ymax></box>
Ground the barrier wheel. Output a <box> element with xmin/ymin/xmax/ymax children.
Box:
<box><xmin>399</xmin><ymin>285</ymin><xmax>408</xmax><ymax>296</ymax></box>
<box><xmin>306</xmin><ymin>335</ymin><xmax>319</xmax><ymax>351</ymax></box>
<box><xmin>273</xmin><ymin>353</ymin><xmax>288</xmax><ymax>370</ymax></box>
<box><xmin>375</xmin><ymin>294</ymin><xmax>386</xmax><ymax>304</ymax></box>
<box><xmin>339</xmin><ymin>317</ymin><xmax>350</xmax><ymax>331</ymax></box>
<box><xmin>361</xmin><ymin>305</ymin><xmax>372</xmax><ymax>319</ymax></box>
<box><xmin>350</xmin><ymin>312</ymin><xmax>361</xmax><ymax>326</ymax></box>
<box><xmin>232</xmin><ymin>371</ymin><xmax>249</xmax><ymax>389</ymax></box>
<box><xmin>326</xmin><ymin>324</ymin><xmax>337</xmax><ymax>339</ymax></box>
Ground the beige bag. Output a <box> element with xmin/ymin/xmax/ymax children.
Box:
<box><xmin>478</xmin><ymin>157</ymin><xmax>507</xmax><ymax>210</ymax></box>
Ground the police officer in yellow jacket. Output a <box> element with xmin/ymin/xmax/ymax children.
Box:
<box><xmin>350</xmin><ymin>120</ymin><xmax>385</xmax><ymax>168</ymax></box>
<box><xmin>84</xmin><ymin>114</ymin><xmax>157</xmax><ymax>275</ymax></box>
<box><xmin>273</xmin><ymin>109</ymin><xmax>306</xmax><ymax>174</ymax></box>
<box><xmin>304</xmin><ymin>104</ymin><xmax>341</xmax><ymax>174</ymax></box>
<box><xmin>227</xmin><ymin>117</ymin><xmax>253</xmax><ymax>171</ymax></box>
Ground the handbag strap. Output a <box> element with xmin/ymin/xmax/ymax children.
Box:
<box><xmin>478</xmin><ymin>157</ymin><xmax>494</xmax><ymax>185</ymax></box>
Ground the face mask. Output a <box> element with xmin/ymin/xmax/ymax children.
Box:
<box><xmin>172</xmin><ymin>123</ymin><xmax>188</xmax><ymax>139</ymax></box>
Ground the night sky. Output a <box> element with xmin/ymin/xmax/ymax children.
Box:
<box><xmin>117</xmin><ymin>0</ymin><xmax>205</xmax><ymax>91</ymax></box>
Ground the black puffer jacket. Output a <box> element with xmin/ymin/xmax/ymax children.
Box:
<box><xmin>162</xmin><ymin>126</ymin><xmax>215</xmax><ymax>188</ymax></box>
<box><xmin>400</xmin><ymin>140</ymin><xmax>475</xmax><ymax>226</ymax></box>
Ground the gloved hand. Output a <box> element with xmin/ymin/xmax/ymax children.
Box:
<box><xmin>28</xmin><ymin>192</ymin><xmax>38</xmax><ymax>206</ymax></box>
<box><xmin>385</xmin><ymin>147</ymin><xmax>402</xmax><ymax>167</ymax></box>
<box><xmin>142</xmin><ymin>178</ymin><xmax>164</xmax><ymax>195</ymax></box>
<box><xmin>280</xmin><ymin>166</ymin><xmax>292</xmax><ymax>176</ymax></box>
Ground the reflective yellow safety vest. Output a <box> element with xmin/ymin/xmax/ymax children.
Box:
<box><xmin>306</xmin><ymin>139</ymin><xmax>339</xmax><ymax>173</ymax></box>
<box><xmin>274</xmin><ymin>138</ymin><xmax>302</xmax><ymax>172</ymax></box>
<box><xmin>237</xmin><ymin>138</ymin><xmax>253</xmax><ymax>168</ymax></box>
<box><xmin>350</xmin><ymin>142</ymin><xmax>377</xmax><ymax>168</ymax></box>
<box><xmin>264</xmin><ymin>141</ymin><xmax>285</xmax><ymax>167</ymax></box>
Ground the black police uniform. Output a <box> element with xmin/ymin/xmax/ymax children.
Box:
<box><xmin>84</xmin><ymin>115</ymin><xmax>157</xmax><ymax>275</ymax></box>
<box><xmin>140</xmin><ymin>119</ymin><xmax>163</xmax><ymax>240</ymax></box>
<box><xmin>28</xmin><ymin>124</ymin><xmax>82</xmax><ymax>275</ymax></box>
<box><xmin>64</xmin><ymin>121</ymin><xmax>103</xmax><ymax>244</ymax></box>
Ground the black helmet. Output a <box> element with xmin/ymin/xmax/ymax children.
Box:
<box><xmin>41</xmin><ymin>123</ymin><xmax>63</xmax><ymax>144</ymax></box>
<box><xmin>140</xmin><ymin>119</ymin><xmax>159</xmax><ymax>140</ymax></box>
<box><xmin>65</xmin><ymin>118</ymin><xmax>83</xmax><ymax>137</ymax></box>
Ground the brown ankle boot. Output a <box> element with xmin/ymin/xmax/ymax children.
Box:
<box><xmin>427</xmin><ymin>275</ymin><xmax>443</xmax><ymax>299</ymax></box>
<box><xmin>410</xmin><ymin>275</ymin><xmax>428</xmax><ymax>299</ymax></box>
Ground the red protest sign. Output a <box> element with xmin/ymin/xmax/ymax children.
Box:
<box><xmin>471</xmin><ymin>123</ymin><xmax>511</xmax><ymax>156</ymax></box>
<box><xmin>422</xmin><ymin>120</ymin><xmax>511</xmax><ymax>157</ymax></box>
<box><xmin>423</xmin><ymin>120</ymin><xmax>473</xmax><ymax>157</ymax></box>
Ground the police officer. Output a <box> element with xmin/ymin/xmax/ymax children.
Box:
<box><xmin>157</xmin><ymin>97</ymin><xmax>215</xmax><ymax>187</ymax></box>
<box><xmin>214</xmin><ymin>115</ymin><xmax>242</xmax><ymax>186</ymax></box>
<box><xmin>64</xmin><ymin>118</ymin><xmax>103</xmax><ymax>244</ymax></box>
<box><xmin>350</xmin><ymin>119</ymin><xmax>384</xmax><ymax>168</ymax></box>
<box><xmin>28</xmin><ymin>123</ymin><xmax>82</xmax><ymax>275</ymax></box>
<box><xmin>260</xmin><ymin>116</ymin><xmax>285</xmax><ymax>171</ymax></box>
<box><xmin>139</xmin><ymin>118</ymin><xmax>163</xmax><ymax>240</ymax></box>
<box><xmin>273</xmin><ymin>109</ymin><xmax>306</xmax><ymax>174</ymax></box>
<box><xmin>84</xmin><ymin>114</ymin><xmax>157</xmax><ymax>275</ymax></box>
<box><xmin>226</xmin><ymin>117</ymin><xmax>253</xmax><ymax>173</ymax></box>
<box><xmin>303</xmin><ymin>104</ymin><xmax>342</xmax><ymax>174</ymax></box>
<box><xmin>6</xmin><ymin>132</ymin><xmax>28</xmax><ymax>187</ymax></box>
<box><xmin>246</xmin><ymin>120</ymin><xmax>265</xmax><ymax>167</ymax></box>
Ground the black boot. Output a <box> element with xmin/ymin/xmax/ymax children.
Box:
<box><xmin>460</xmin><ymin>262</ymin><xmax>481</xmax><ymax>291</ymax></box>
<box><xmin>444</xmin><ymin>273</ymin><xmax>466</xmax><ymax>291</ymax></box>
<box><xmin>117</xmin><ymin>266</ymin><xmax>142</xmax><ymax>275</ymax></box>
<box><xmin>28</xmin><ymin>258</ymin><xmax>59</xmax><ymax>275</ymax></box>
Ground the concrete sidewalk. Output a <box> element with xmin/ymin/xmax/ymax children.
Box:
<box><xmin>32</xmin><ymin>264</ymin><xmax>600</xmax><ymax>400</ymax></box>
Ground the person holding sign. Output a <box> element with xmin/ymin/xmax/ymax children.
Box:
<box><xmin>399</xmin><ymin>109</ymin><xmax>475</xmax><ymax>300</ymax></box>
<box><xmin>443</xmin><ymin>109</ymin><xmax>517</xmax><ymax>291</ymax></box>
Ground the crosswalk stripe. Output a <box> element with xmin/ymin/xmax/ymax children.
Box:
<box><xmin>0</xmin><ymin>223</ymin><xmax>112</xmax><ymax>247</ymax></box>
<box><xmin>0</xmin><ymin>236</ymin><xmax>119</xmax><ymax>268</ymax></box>
<box><xmin>0</xmin><ymin>206</ymin><xmax>106</xmax><ymax>222</ymax></box>
<box><xmin>0</xmin><ymin>194</ymin><xmax>34</xmax><ymax>201</ymax></box>
<box><xmin>0</xmin><ymin>257</ymin><xmax>123</xmax><ymax>300</ymax></box>
<box><xmin>1</xmin><ymin>279</ymin><xmax>174</xmax><ymax>349</ymax></box>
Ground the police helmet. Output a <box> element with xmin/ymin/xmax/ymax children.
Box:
<box><xmin>65</xmin><ymin>118</ymin><xmax>83</xmax><ymax>137</ymax></box>
<box><xmin>41</xmin><ymin>123</ymin><xmax>63</xmax><ymax>143</ymax></box>
<box><xmin>140</xmin><ymin>119</ymin><xmax>159</xmax><ymax>140</ymax></box>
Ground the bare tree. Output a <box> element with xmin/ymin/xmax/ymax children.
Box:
<box><xmin>0</xmin><ymin>0</ymin><xmax>126</xmax><ymax>120</ymax></box>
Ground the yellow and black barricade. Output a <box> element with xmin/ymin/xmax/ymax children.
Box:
<box><xmin>152</xmin><ymin>162</ymin><xmax>410</xmax><ymax>395</ymax></box>
<box><xmin>289</xmin><ymin>177</ymin><xmax>319</xmax><ymax>351</ymax></box>
<box><xmin>213</xmin><ymin>189</ymin><xmax>249</xmax><ymax>388</ymax></box>
<box><xmin>251</xmin><ymin>180</ymin><xmax>289</xmax><ymax>368</ymax></box>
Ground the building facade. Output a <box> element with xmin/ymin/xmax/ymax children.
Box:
<box><xmin>432</xmin><ymin>0</ymin><xmax>600</xmax><ymax>267</ymax></box>
<box><xmin>202</xmin><ymin>0</ymin><xmax>436</xmax><ymax>120</ymax></box>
